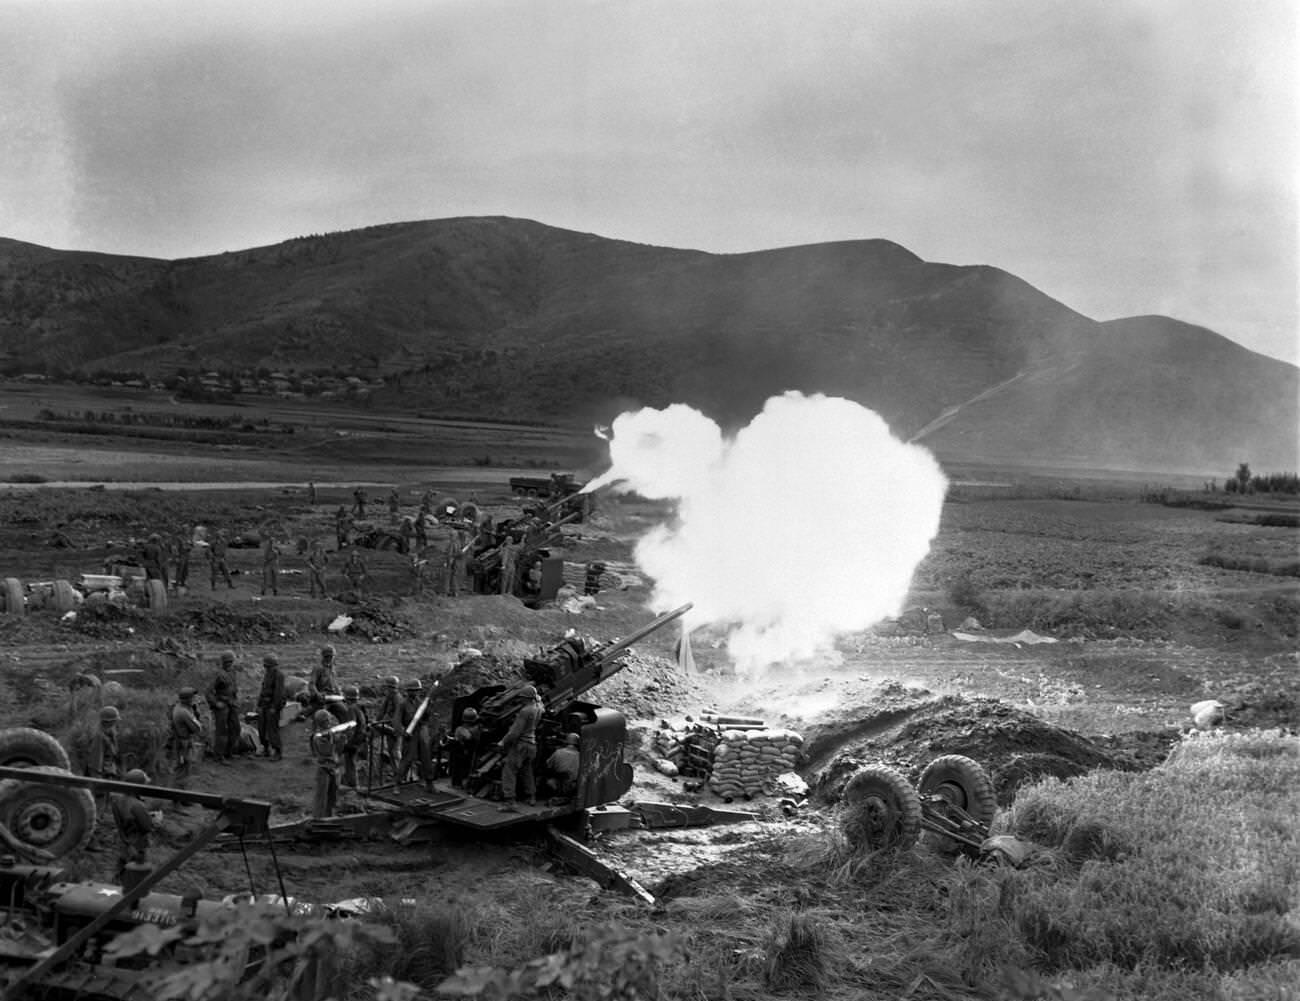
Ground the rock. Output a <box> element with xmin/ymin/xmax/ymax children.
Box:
<box><xmin>1190</xmin><ymin>699</ymin><xmax>1225</xmax><ymax>730</ymax></box>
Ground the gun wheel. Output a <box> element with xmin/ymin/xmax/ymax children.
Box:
<box><xmin>0</xmin><ymin>765</ymin><xmax>96</xmax><ymax>858</ymax></box>
<box><xmin>0</xmin><ymin>727</ymin><xmax>72</xmax><ymax>770</ymax></box>
<box><xmin>2</xmin><ymin>577</ymin><xmax>24</xmax><ymax>615</ymax></box>
<box><xmin>840</xmin><ymin>765</ymin><xmax>921</xmax><ymax>852</ymax></box>
<box><xmin>918</xmin><ymin>754</ymin><xmax>997</xmax><ymax>827</ymax></box>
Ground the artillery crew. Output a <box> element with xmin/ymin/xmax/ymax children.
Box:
<box><xmin>339</xmin><ymin>686</ymin><xmax>369</xmax><ymax>788</ymax></box>
<box><xmin>309</xmin><ymin>710</ymin><xmax>341</xmax><ymax>818</ymax></box>
<box><xmin>208</xmin><ymin>530</ymin><xmax>233</xmax><ymax>590</ymax></box>
<box><xmin>306</xmin><ymin>540</ymin><xmax>329</xmax><ymax>598</ymax></box>
<box><xmin>496</xmin><ymin>684</ymin><xmax>543</xmax><ymax>811</ymax></box>
<box><xmin>260</xmin><ymin>537</ymin><xmax>281</xmax><ymax>596</ymax></box>
<box><xmin>257</xmin><ymin>655</ymin><xmax>287</xmax><ymax>760</ymax></box>
<box><xmin>394</xmin><ymin>680</ymin><xmax>434</xmax><ymax>790</ymax></box>
<box><xmin>169</xmin><ymin>688</ymin><xmax>204</xmax><ymax>788</ymax></box>
<box><xmin>207</xmin><ymin>651</ymin><xmax>240</xmax><ymax>763</ymax></box>
<box><xmin>448</xmin><ymin>707</ymin><xmax>481</xmax><ymax>789</ymax></box>
<box><xmin>86</xmin><ymin>705</ymin><xmax>122</xmax><ymax>781</ymax></box>
<box><xmin>109</xmin><ymin>769</ymin><xmax>157</xmax><ymax>886</ymax></box>
<box><xmin>546</xmin><ymin>732</ymin><xmax>582</xmax><ymax>800</ymax></box>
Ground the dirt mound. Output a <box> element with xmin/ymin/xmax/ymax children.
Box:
<box><xmin>338</xmin><ymin>603</ymin><xmax>417</xmax><ymax>643</ymax></box>
<box><xmin>806</xmin><ymin>685</ymin><xmax>1157</xmax><ymax>805</ymax></box>
<box><xmin>587</xmin><ymin>651</ymin><xmax>711</xmax><ymax>719</ymax></box>
<box><xmin>176</xmin><ymin>605</ymin><xmax>302</xmax><ymax>644</ymax></box>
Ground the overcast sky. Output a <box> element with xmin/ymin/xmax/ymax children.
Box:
<box><xmin>2</xmin><ymin>0</ymin><xmax>1296</xmax><ymax>364</ymax></box>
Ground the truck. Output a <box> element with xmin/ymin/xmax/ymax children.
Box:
<box><xmin>508</xmin><ymin>471</ymin><xmax>585</xmax><ymax>498</ymax></box>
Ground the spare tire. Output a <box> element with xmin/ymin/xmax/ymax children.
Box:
<box><xmin>919</xmin><ymin>754</ymin><xmax>997</xmax><ymax>853</ymax></box>
<box><xmin>52</xmin><ymin>579</ymin><xmax>77</xmax><ymax>614</ymax></box>
<box><xmin>0</xmin><ymin>727</ymin><xmax>72</xmax><ymax>771</ymax></box>
<box><xmin>840</xmin><ymin>765</ymin><xmax>921</xmax><ymax>852</ymax></box>
<box><xmin>2</xmin><ymin>578</ymin><xmax>24</xmax><ymax>615</ymax></box>
<box><xmin>0</xmin><ymin>765</ymin><xmax>96</xmax><ymax>858</ymax></box>
<box><xmin>144</xmin><ymin>578</ymin><xmax>168</xmax><ymax>611</ymax></box>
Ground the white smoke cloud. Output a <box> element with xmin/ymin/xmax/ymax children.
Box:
<box><xmin>587</xmin><ymin>392</ymin><xmax>948</xmax><ymax>675</ymax></box>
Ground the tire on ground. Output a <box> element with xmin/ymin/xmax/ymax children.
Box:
<box><xmin>0</xmin><ymin>727</ymin><xmax>72</xmax><ymax>771</ymax></box>
<box><xmin>0</xmin><ymin>765</ymin><xmax>96</xmax><ymax>858</ymax></box>
<box><xmin>52</xmin><ymin>579</ymin><xmax>77</xmax><ymax>614</ymax></box>
<box><xmin>918</xmin><ymin>754</ymin><xmax>997</xmax><ymax>853</ymax></box>
<box><xmin>2</xmin><ymin>578</ymin><xmax>24</xmax><ymax>616</ymax></box>
<box><xmin>840</xmin><ymin>765</ymin><xmax>921</xmax><ymax>852</ymax></box>
<box><xmin>145</xmin><ymin>578</ymin><xmax>168</xmax><ymax>611</ymax></box>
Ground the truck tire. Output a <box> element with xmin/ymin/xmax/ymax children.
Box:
<box><xmin>512</xmin><ymin>486</ymin><xmax>526</xmax><ymax>496</ymax></box>
<box><xmin>840</xmin><ymin>765</ymin><xmax>921</xmax><ymax>852</ymax></box>
<box><xmin>0</xmin><ymin>765</ymin><xmax>96</xmax><ymax>858</ymax></box>
<box><xmin>2</xmin><ymin>578</ymin><xmax>24</xmax><ymax>615</ymax></box>
<box><xmin>144</xmin><ymin>578</ymin><xmax>168</xmax><ymax>610</ymax></box>
<box><xmin>0</xmin><ymin>728</ymin><xmax>72</xmax><ymax>770</ymax></box>
<box><xmin>918</xmin><ymin>755</ymin><xmax>997</xmax><ymax>828</ymax></box>
<box><xmin>52</xmin><ymin>579</ymin><xmax>77</xmax><ymax>614</ymax></box>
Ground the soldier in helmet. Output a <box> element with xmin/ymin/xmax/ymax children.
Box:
<box><xmin>208</xmin><ymin>529</ymin><xmax>233</xmax><ymax>590</ymax></box>
<box><xmin>206</xmin><ymin>651</ymin><xmax>240</xmax><ymax>763</ymax></box>
<box><xmin>545</xmin><ymin>732</ymin><xmax>582</xmax><ymax>800</ymax></box>
<box><xmin>86</xmin><ymin>704</ymin><xmax>122</xmax><ymax>781</ymax></box>
<box><xmin>374</xmin><ymin>675</ymin><xmax>401</xmax><ymax>778</ymax></box>
<box><xmin>448</xmin><ymin>707</ymin><xmax>482</xmax><ymax>790</ymax></box>
<box><xmin>309</xmin><ymin>644</ymin><xmax>342</xmax><ymax>714</ymax></box>
<box><xmin>308</xmin><ymin>710</ymin><xmax>341</xmax><ymax>819</ymax></box>
<box><xmin>496</xmin><ymin>684</ymin><xmax>543</xmax><ymax>811</ymax></box>
<box><xmin>169</xmin><ymin>688</ymin><xmax>204</xmax><ymax>788</ymax></box>
<box><xmin>257</xmin><ymin>654</ymin><xmax>287</xmax><ymax>760</ymax></box>
<box><xmin>141</xmin><ymin>533</ymin><xmax>169</xmax><ymax>590</ymax></box>
<box><xmin>394</xmin><ymin>680</ymin><xmax>433</xmax><ymax>790</ymax></box>
<box><xmin>110</xmin><ymin>769</ymin><xmax>158</xmax><ymax>886</ymax></box>
<box><xmin>339</xmin><ymin>686</ymin><xmax>369</xmax><ymax>789</ymax></box>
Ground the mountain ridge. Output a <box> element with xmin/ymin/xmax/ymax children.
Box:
<box><xmin>0</xmin><ymin>217</ymin><xmax>1294</xmax><ymax>474</ymax></box>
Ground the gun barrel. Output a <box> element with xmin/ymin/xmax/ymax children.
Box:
<box><xmin>593</xmin><ymin>602</ymin><xmax>694</xmax><ymax>668</ymax></box>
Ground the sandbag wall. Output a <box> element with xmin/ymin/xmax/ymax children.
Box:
<box><xmin>652</xmin><ymin>715</ymin><xmax>805</xmax><ymax>799</ymax></box>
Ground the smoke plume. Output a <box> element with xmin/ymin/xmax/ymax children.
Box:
<box><xmin>586</xmin><ymin>392</ymin><xmax>948</xmax><ymax>675</ymax></box>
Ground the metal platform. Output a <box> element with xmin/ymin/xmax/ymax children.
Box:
<box><xmin>361</xmin><ymin>781</ymin><xmax>581</xmax><ymax>831</ymax></box>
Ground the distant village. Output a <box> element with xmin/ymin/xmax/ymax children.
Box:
<box><xmin>9</xmin><ymin>368</ymin><xmax>390</xmax><ymax>402</ymax></box>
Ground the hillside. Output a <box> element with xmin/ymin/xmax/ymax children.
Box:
<box><xmin>1</xmin><ymin>218</ymin><xmax>1295</xmax><ymax>473</ymax></box>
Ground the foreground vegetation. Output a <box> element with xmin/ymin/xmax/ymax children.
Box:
<box><xmin>91</xmin><ymin>730</ymin><xmax>1300</xmax><ymax>1000</ymax></box>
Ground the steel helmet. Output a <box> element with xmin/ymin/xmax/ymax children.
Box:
<box><xmin>178</xmin><ymin>687</ymin><xmax>197</xmax><ymax>700</ymax></box>
<box><xmin>219</xmin><ymin>650</ymin><xmax>235</xmax><ymax>666</ymax></box>
<box><xmin>461</xmin><ymin>708</ymin><xmax>478</xmax><ymax>722</ymax></box>
<box><xmin>313</xmin><ymin>710</ymin><xmax>333</xmax><ymax>727</ymax></box>
<box><xmin>384</xmin><ymin>676</ymin><xmax>400</xmax><ymax>688</ymax></box>
<box><xmin>263</xmin><ymin>654</ymin><xmax>279</xmax><ymax>668</ymax></box>
<box><xmin>321</xmin><ymin>645</ymin><xmax>336</xmax><ymax>659</ymax></box>
<box><xmin>519</xmin><ymin>684</ymin><xmax>538</xmax><ymax>700</ymax></box>
<box><xmin>124</xmin><ymin>768</ymin><xmax>150</xmax><ymax>785</ymax></box>
<box><xmin>564</xmin><ymin>733</ymin><xmax>580</xmax><ymax>746</ymax></box>
<box><xmin>343</xmin><ymin>686</ymin><xmax>360</xmax><ymax>700</ymax></box>
<box><xmin>100</xmin><ymin>706</ymin><xmax>121</xmax><ymax>723</ymax></box>
<box><xmin>402</xmin><ymin>679</ymin><xmax>422</xmax><ymax>693</ymax></box>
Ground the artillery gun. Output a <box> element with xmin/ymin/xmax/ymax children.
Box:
<box><xmin>363</xmin><ymin>602</ymin><xmax>693</xmax><ymax>831</ymax></box>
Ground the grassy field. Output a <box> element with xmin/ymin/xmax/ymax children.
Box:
<box><xmin>0</xmin><ymin>413</ymin><xmax>1296</xmax><ymax>1000</ymax></box>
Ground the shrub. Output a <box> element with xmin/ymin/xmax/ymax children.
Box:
<box><xmin>762</xmin><ymin>911</ymin><xmax>830</xmax><ymax>994</ymax></box>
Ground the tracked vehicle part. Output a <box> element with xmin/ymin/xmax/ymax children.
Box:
<box><xmin>840</xmin><ymin>765</ymin><xmax>921</xmax><ymax>852</ymax></box>
<box><xmin>0</xmin><ymin>766</ymin><xmax>96</xmax><ymax>859</ymax></box>
<box><xmin>2</xmin><ymin>577</ymin><xmax>24</xmax><ymax>615</ymax></box>
<box><xmin>0</xmin><ymin>728</ymin><xmax>72</xmax><ymax>771</ymax></box>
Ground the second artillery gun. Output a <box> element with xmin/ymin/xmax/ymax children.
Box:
<box><xmin>363</xmin><ymin>602</ymin><xmax>694</xmax><ymax>831</ymax></box>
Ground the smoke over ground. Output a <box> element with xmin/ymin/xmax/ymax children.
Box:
<box><xmin>586</xmin><ymin>392</ymin><xmax>948</xmax><ymax>675</ymax></box>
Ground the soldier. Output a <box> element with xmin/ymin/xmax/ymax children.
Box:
<box><xmin>444</xmin><ymin>523</ymin><xmax>472</xmax><ymax>597</ymax></box>
<box><xmin>307</xmin><ymin>540</ymin><xmax>329</xmax><ymax>598</ymax></box>
<box><xmin>394</xmin><ymin>680</ymin><xmax>433</xmax><ymax>790</ymax></box>
<box><xmin>173</xmin><ymin>525</ymin><xmax>192</xmax><ymax>590</ymax></box>
<box><xmin>414</xmin><ymin>512</ymin><xmax>428</xmax><ymax>551</ymax></box>
<box><xmin>309</xmin><ymin>644</ymin><xmax>342</xmax><ymax>711</ymax></box>
<box><xmin>86</xmin><ymin>705</ymin><xmax>122</xmax><ymax>781</ymax></box>
<box><xmin>334</xmin><ymin>506</ymin><xmax>351</xmax><ymax>550</ymax></box>
<box><xmin>388</xmin><ymin>488</ymin><xmax>400</xmax><ymax>521</ymax></box>
<box><xmin>499</xmin><ymin>531</ymin><xmax>523</xmax><ymax>596</ymax></box>
<box><xmin>398</xmin><ymin>516</ymin><xmax>414</xmax><ymax>555</ymax></box>
<box><xmin>545</xmin><ymin>732</ymin><xmax>582</xmax><ymax>800</ymax></box>
<box><xmin>169</xmin><ymin>688</ymin><xmax>203</xmax><ymax>788</ymax></box>
<box><xmin>448</xmin><ymin>707</ymin><xmax>482</xmax><ymax>790</ymax></box>
<box><xmin>206</xmin><ymin>651</ymin><xmax>240</xmax><ymax>763</ymax></box>
<box><xmin>110</xmin><ymin>769</ymin><xmax>157</xmax><ymax>886</ymax></box>
<box><xmin>208</xmin><ymin>530</ymin><xmax>233</xmax><ymax>590</ymax></box>
<box><xmin>342</xmin><ymin>548</ymin><xmax>368</xmax><ymax>599</ymax></box>
<box><xmin>339</xmin><ymin>686</ymin><xmax>369</xmax><ymax>789</ymax></box>
<box><xmin>308</xmin><ymin>481</ymin><xmax>317</xmax><ymax>505</ymax></box>
<box><xmin>257</xmin><ymin>654</ymin><xmax>286</xmax><ymax>760</ymax></box>
<box><xmin>308</xmin><ymin>710</ymin><xmax>340</xmax><ymax>819</ymax></box>
<box><xmin>407</xmin><ymin>551</ymin><xmax>429</xmax><ymax>597</ymax></box>
<box><xmin>352</xmin><ymin>486</ymin><xmax>367</xmax><ymax>519</ymax></box>
<box><xmin>260</xmin><ymin>536</ymin><xmax>281</xmax><ymax>596</ymax></box>
<box><xmin>374</xmin><ymin>675</ymin><xmax>401</xmax><ymax>778</ymax></box>
<box><xmin>141</xmin><ymin>533</ymin><xmax>169</xmax><ymax>589</ymax></box>
<box><xmin>496</xmin><ymin>684</ymin><xmax>543</xmax><ymax>811</ymax></box>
